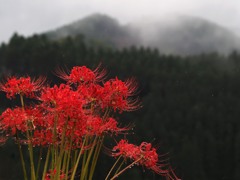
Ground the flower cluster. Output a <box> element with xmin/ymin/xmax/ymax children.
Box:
<box><xmin>0</xmin><ymin>107</ymin><xmax>38</xmax><ymax>136</ymax></box>
<box><xmin>0</xmin><ymin>65</ymin><xmax>179</xmax><ymax>180</ymax></box>
<box><xmin>0</xmin><ymin>76</ymin><xmax>45</xmax><ymax>99</ymax></box>
<box><xmin>111</xmin><ymin>140</ymin><xmax>179</xmax><ymax>180</ymax></box>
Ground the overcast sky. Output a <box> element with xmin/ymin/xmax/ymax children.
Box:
<box><xmin>1</xmin><ymin>0</ymin><xmax>240</xmax><ymax>43</ymax></box>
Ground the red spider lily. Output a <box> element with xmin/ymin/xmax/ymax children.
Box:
<box><xmin>39</xmin><ymin>84</ymin><xmax>73</xmax><ymax>109</ymax></box>
<box><xmin>0</xmin><ymin>108</ymin><xmax>28</xmax><ymax>135</ymax></box>
<box><xmin>100</xmin><ymin>77</ymin><xmax>140</xmax><ymax>112</ymax></box>
<box><xmin>77</xmin><ymin>83</ymin><xmax>103</xmax><ymax>106</ymax></box>
<box><xmin>55</xmin><ymin>65</ymin><xmax>106</xmax><ymax>84</ymax></box>
<box><xmin>83</xmin><ymin>116</ymin><xmax>130</xmax><ymax>136</ymax></box>
<box><xmin>32</xmin><ymin>129</ymin><xmax>54</xmax><ymax>146</ymax></box>
<box><xmin>31</xmin><ymin>110</ymin><xmax>86</xmax><ymax>147</ymax></box>
<box><xmin>112</xmin><ymin>139</ymin><xmax>139</xmax><ymax>159</ymax></box>
<box><xmin>99</xmin><ymin>117</ymin><xmax>130</xmax><ymax>135</ymax></box>
<box><xmin>0</xmin><ymin>76</ymin><xmax>45</xmax><ymax>99</ymax></box>
<box><xmin>0</xmin><ymin>107</ymin><xmax>42</xmax><ymax>136</ymax></box>
<box><xmin>39</xmin><ymin>84</ymin><xmax>85</xmax><ymax>118</ymax></box>
<box><xmin>0</xmin><ymin>65</ymin><xmax>179</xmax><ymax>180</ymax></box>
<box><xmin>112</xmin><ymin>140</ymin><xmax>179</xmax><ymax>179</ymax></box>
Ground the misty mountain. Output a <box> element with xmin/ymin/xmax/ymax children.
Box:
<box><xmin>129</xmin><ymin>15</ymin><xmax>240</xmax><ymax>55</ymax></box>
<box><xmin>46</xmin><ymin>14</ymin><xmax>133</xmax><ymax>48</ymax></box>
<box><xmin>46</xmin><ymin>13</ymin><xmax>240</xmax><ymax>55</ymax></box>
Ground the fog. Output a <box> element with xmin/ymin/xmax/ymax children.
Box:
<box><xmin>126</xmin><ymin>14</ymin><xmax>240</xmax><ymax>55</ymax></box>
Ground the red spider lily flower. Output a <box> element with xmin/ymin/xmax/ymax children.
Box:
<box><xmin>0</xmin><ymin>108</ymin><xmax>27</xmax><ymax>135</ymax></box>
<box><xmin>77</xmin><ymin>83</ymin><xmax>103</xmax><ymax>105</ymax></box>
<box><xmin>0</xmin><ymin>76</ymin><xmax>45</xmax><ymax>99</ymax></box>
<box><xmin>100</xmin><ymin>77</ymin><xmax>140</xmax><ymax>112</ymax></box>
<box><xmin>83</xmin><ymin>116</ymin><xmax>130</xmax><ymax>136</ymax></box>
<box><xmin>33</xmin><ymin>112</ymin><xmax>84</xmax><ymax>147</ymax></box>
<box><xmin>112</xmin><ymin>140</ymin><xmax>180</xmax><ymax>180</ymax></box>
<box><xmin>32</xmin><ymin>113</ymin><xmax>62</xmax><ymax>146</ymax></box>
<box><xmin>32</xmin><ymin>129</ymin><xmax>54</xmax><ymax>146</ymax></box>
<box><xmin>0</xmin><ymin>107</ymin><xmax>40</xmax><ymax>135</ymax></box>
<box><xmin>138</xmin><ymin>142</ymin><xmax>159</xmax><ymax>167</ymax></box>
<box><xmin>112</xmin><ymin>139</ymin><xmax>139</xmax><ymax>159</ymax></box>
<box><xmin>99</xmin><ymin>117</ymin><xmax>130</xmax><ymax>135</ymax></box>
<box><xmin>39</xmin><ymin>84</ymin><xmax>72</xmax><ymax>108</ymax></box>
<box><xmin>32</xmin><ymin>109</ymin><xmax>86</xmax><ymax>146</ymax></box>
<box><xmin>55</xmin><ymin>65</ymin><xmax>106</xmax><ymax>84</ymax></box>
<box><xmin>39</xmin><ymin>84</ymin><xmax>85</xmax><ymax>117</ymax></box>
<box><xmin>84</xmin><ymin>116</ymin><xmax>102</xmax><ymax>136</ymax></box>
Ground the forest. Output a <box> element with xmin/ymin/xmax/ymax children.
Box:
<box><xmin>0</xmin><ymin>33</ymin><xmax>240</xmax><ymax>180</ymax></box>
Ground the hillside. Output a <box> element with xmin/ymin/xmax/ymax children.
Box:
<box><xmin>129</xmin><ymin>15</ymin><xmax>240</xmax><ymax>55</ymax></box>
<box><xmin>45</xmin><ymin>13</ymin><xmax>240</xmax><ymax>55</ymax></box>
<box><xmin>46</xmin><ymin>14</ymin><xmax>133</xmax><ymax>48</ymax></box>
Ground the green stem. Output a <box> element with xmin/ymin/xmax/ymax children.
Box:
<box><xmin>52</xmin><ymin>113</ymin><xmax>58</xmax><ymax>166</ymax></box>
<box><xmin>114</xmin><ymin>159</ymin><xmax>125</xmax><ymax>175</ymax></box>
<box><xmin>20</xmin><ymin>95</ymin><xmax>36</xmax><ymax>179</ymax></box>
<box><xmin>70</xmin><ymin>137</ymin><xmax>87</xmax><ymax>180</ymax></box>
<box><xmin>81</xmin><ymin>136</ymin><xmax>89</xmax><ymax>176</ymax></box>
<box><xmin>89</xmin><ymin>136</ymin><xmax>104</xmax><ymax>179</ymax></box>
<box><xmin>65</xmin><ymin>126</ymin><xmax>75</xmax><ymax>180</ymax></box>
<box><xmin>20</xmin><ymin>94</ymin><xmax>25</xmax><ymax>110</ymax></box>
<box><xmin>61</xmin><ymin>149</ymin><xmax>68</xmax><ymax>176</ymax></box>
<box><xmin>103</xmin><ymin>108</ymin><xmax>110</xmax><ymax>120</ymax></box>
<box><xmin>64</xmin><ymin>149</ymin><xmax>71</xmax><ymax>180</ymax></box>
<box><xmin>105</xmin><ymin>156</ymin><xmax>121</xmax><ymax>180</ymax></box>
<box><xmin>16</xmin><ymin>133</ymin><xmax>28</xmax><ymax>180</ymax></box>
<box><xmin>50</xmin><ymin>145</ymin><xmax>55</xmax><ymax>171</ymax></box>
<box><xmin>80</xmin><ymin>145</ymin><xmax>87</xmax><ymax>178</ymax></box>
<box><xmin>72</xmin><ymin>150</ymin><xmax>78</xmax><ymax>170</ymax></box>
<box><xmin>110</xmin><ymin>158</ymin><xmax>142</xmax><ymax>180</ymax></box>
<box><xmin>42</xmin><ymin>147</ymin><xmax>50</xmax><ymax>180</ymax></box>
<box><xmin>36</xmin><ymin>147</ymin><xmax>43</xmax><ymax>180</ymax></box>
<box><xmin>26</xmin><ymin>130</ymin><xmax>36</xmax><ymax>180</ymax></box>
<box><xmin>54</xmin><ymin>117</ymin><xmax>69</xmax><ymax>180</ymax></box>
<box><xmin>80</xmin><ymin>137</ymin><xmax>98</xmax><ymax>180</ymax></box>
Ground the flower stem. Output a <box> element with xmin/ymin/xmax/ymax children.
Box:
<box><xmin>20</xmin><ymin>95</ymin><xmax>36</xmax><ymax>180</ymax></box>
<box><xmin>70</xmin><ymin>137</ymin><xmax>87</xmax><ymax>180</ymax></box>
<box><xmin>26</xmin><ymin>130</ymin><xmax>36</xmax><ymax>180</ymax></box>
<box><xmin>64</xmin><ymin>125</ymin><xmax>75</xmax><ymax>180</ymax></box>
<box><xmin>54</xmin><ymin>117</ymin><xmax>69</xmax><ymax>180</ymax></box>
<box><xmin>80</xmin><ymin>137</ymin><xmax>98</xmax><ymax>180</ymax></box>
<box><xmin>89</xmin><ymin>136</ymin><xmax>104</xmax><ymax>179</ymax></box>
<box><xmin>42</xmin><ymin>147</ymin><xmax>50</xmax><ymax>180</ymax></box>
<box><xmin>16</xmin><ymin>133</ymin><xmax>28</xmax><ymax>180</ymax></box>
<box><xmin>36</xmin><ymin>147</ymin><xmax>43</xmax><ymax>180</ymax></box>
<box><xmin>20</xmin><ymin>94</ymin><xmax>25</xmax><ymax>110</ymax></box>
<box><xmin>105</xmin><ymin>156</ymin><xmax>121</xmax><ymax>180</ymax></box>
<box><xmin>114</xmin><ymin>159</ymin><xmax>125</xmax><ymax>175</ymax></box>
<box><xmin>110</xmin><ymin>157</ymin><xmax>142</xmax><ymax>180</ymax></box>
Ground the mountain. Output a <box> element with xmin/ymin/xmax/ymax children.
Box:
<box><xmin>128</xmin><ymin>15</ymin><xmax>240</xmax><ymax>55</ymax></box>
<box><xmin>45</xmin><ymin>13</ymin><xmax>240</xmax><ymax>55</ymax></box>
<box><xmin>46</xmin><ymin>14</ymin><xmax>134</xmax><ymax>48</ymax></box>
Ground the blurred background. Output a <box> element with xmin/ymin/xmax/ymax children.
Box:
<box><xmin>1</xmin><ymin>0</ymin><xmax>240</xmax><ymax>179</ymax></box>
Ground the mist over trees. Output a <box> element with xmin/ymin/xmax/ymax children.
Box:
<box><xmin>46</xmin><ymin>13</ymin><xmax>240</xmax><ymax>55</ymax></box>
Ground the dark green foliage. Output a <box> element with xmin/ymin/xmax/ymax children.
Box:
<box><xmin>1</xmin><ymin>33</ymin><xmax>240</xmax><ymax>179</ymax></box>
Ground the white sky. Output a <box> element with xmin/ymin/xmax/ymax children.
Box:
<box><xmin>1</xmin><ymin>0</ymin><xmax>240</xmax><ymax>43</ymax></box>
